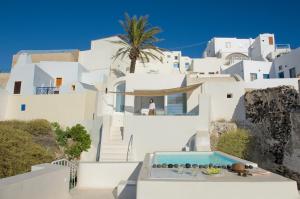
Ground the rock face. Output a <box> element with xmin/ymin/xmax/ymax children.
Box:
<box><xmin>283</xmin><ymin>110</ymin><xmax>300</xmax><ymax>173</ymax></box>
<box><xmin>244</xmin><ymin>86</ymin><xmax>299</xmax><ymax>164</ymax></box>
<box><xmin>244</xmin><ymin>85</ymin><xmax>300</xmax><ymax>188</ymax></box>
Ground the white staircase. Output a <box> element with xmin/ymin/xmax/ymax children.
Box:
<box><xmin>100</xmin><ymin>115</ymin><xmax>134</xmax><ymax>162</ymax></box>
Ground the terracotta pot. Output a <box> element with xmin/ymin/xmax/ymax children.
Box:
<box><xmin>232</xmin><ymin>163</ymin><xmax>245</xmax><ymax>172</ymax></box>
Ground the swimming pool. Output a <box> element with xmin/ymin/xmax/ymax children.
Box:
<box><xmin>153</xmin><ymin>152</ymin><xmax>238</xmax><ymax>166</ymax></box>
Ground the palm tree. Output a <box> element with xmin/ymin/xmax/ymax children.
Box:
<box><xmin>113</xmin><ymin>13</ymin><xmax>163</xmax><ymax>73</ymax></box>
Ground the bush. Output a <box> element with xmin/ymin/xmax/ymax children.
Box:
<box><xmin>0</xmin><ymin>125</ymin><xmax>54</xmax><ymax>178</ymax></box>
<box><xmin>216</xmin><ymin>129</ymin><xmax>252</xmax><ymax>159</ymax></box>
<box><xmin>25</xmin><ymin>119</ymin><xmax>52</xmax><ymax>136</ymax></box>
<box><xmin>52</xmin><ymin>123</ymin><xmax>91</xmax><ymax>160</ymax></box>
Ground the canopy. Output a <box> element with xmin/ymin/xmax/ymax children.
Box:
<box><xmin>110</xmin><ymin>83</ymin><xmax>202</xmax><ymax>96</ymax></box>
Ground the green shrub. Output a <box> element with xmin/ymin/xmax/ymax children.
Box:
<box><xmin>0</xmin><ymin>125</ymin><xmax>54</xmax><ymax>178</ymax></box>
<box><xmin>25</xmin><ymin>119</ymin><xmax>52</xmax><ymax>136</ymax></box>
<box><xmin>52</xmin><ymin>123</ymin><xmax>91</xmax><ymax>160</ymax></box>
<box><xmin>0</xmin><ymin>119</ymin><xmax>52</xmax><ymax>136</ymax></box>
<box><xmin>216</xmin><ymin>129</ymin><xmax>252</xmax><ymax>159</ymax></box>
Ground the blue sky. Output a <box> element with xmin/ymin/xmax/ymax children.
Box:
<box><xmin>0</xmin><ymin>0</ymin><xmax>300</xmax><ymax>72</ymax></box>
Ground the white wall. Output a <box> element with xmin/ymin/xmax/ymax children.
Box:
<box><xmin>223</xmin><ymin>60</ymin><xmax>272</xmax><ymax>82</ymax></box>
<box><xmin>0</xmin><ymin>164</ymin><xmax>70</xmax><ymax>199</ymax></box>
<box><xmin>245</xmin><ymin>78</ymin><xmax>300</xmax><ymax>90</ymax></box>
<box><xmin>77</xmin><ymin>162</ymin><xmax>141</xmax><ymax>188</ymax></box>
<box><xmin>6</xmin><ymin>63</ymin><xmax>36</xmax><ymax>95</ymax></box>
<box><xmin>191</xmin><ymin>58</ymin><xmax>223</xmax><ymax>74</ymax></box>
<box><xmin>0</xmin><ymin>87</ymin><xmax>8</xmax><ymax>119</ymax></box>
<box><xmin>124</xmin><ymin>115</ymin><xmax>209</xmax><ymax>160</ymax></box>
<box><xmin>273</xmin><ymin>48</ymin><xmax>300</xmax><ymax>78</ymax></box>
<box><xmin>204</xmin><ymin>37</ymin><xmax>253</xmax><ymax>58</ymax></box>
<box><xmin>202</xmin><ymin>80</ymin><xmax>246</xmax><ymax>121</ymax></box>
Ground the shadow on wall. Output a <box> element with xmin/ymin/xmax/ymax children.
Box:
<box><xmin>232</xmin><ymin>96</ymin><xmax>246</xmax><ymax>122</ymax></box>
<box><xmin>116</xmin><ymin>162</ymin><xmax>142</xmax><ymax>199</ymax></box>
<box><xmin>188</xmin><ymin>105</ymin><xmax>199</xmax><ymax>115</ymax></box>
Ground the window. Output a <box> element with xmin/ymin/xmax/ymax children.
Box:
<box><xmin>174</xmin><ymin>56</ymin><xmax>178</xmax><ymax>60</ymax></box>
<box><xmin>278</xmin><ymin>72</ymin><xmax>284</xmax><ymax>78</ymax></box>
<box><xmin>13</xmin><ymin>81</ymin><xmax>21</xmax><ymax>94</ymax></box>
<box><xmin>250</xmin><ymin>73</ymin><xmax>257</xmax><ymax>81</ymax></box>
<box><xmin>71</xmin><ymin>84</ymin><xmax>76</xmax><ymax>91</ymax></box>
<box><xmin>56</xmin><ymin>78</ymin><xmax>63</xmax><ymax>87</ymax></box>
<box><xmin>268</xmin><ymin>37</ymin><xmax>274</xmax><ymax>45</ymax></box>
<box><xmin>225</xmin><ymin>42</ymin><xmax>231</xmax><ymax>48</ymax></box>
<box><xmin>185</xmin><ymin>62</ymin><xmax>190</xmax><ymax>69</ymax></box>
<box><xmin>263</xmin><ymin>74</ymin><xmax>270</xmax><ymax>79</ymax></box>
<box><xmin>21</xmin><ymin>104</ymin><xmax>26</xmax><ymax>111</ymax></box>
<box><xmin>173</xmin><ymin>63</ymin><xmax>179</xmax><ymax>69</ymax></box>
<box><xmin>208</xmin><ymin>72</ymin><xmax>215</xmax><ymax>75</ymax></box>
<box><xmin>227</xmin><ymin>93</ymin><xmax>233</xmax><ymax>98</ymax></box>
<box><xmin>199</xmin><ymin>72</ymin><xmax>205</xmax><ymax>75</ymax></box>
<box><xmin>289</xmin><ymin>67</ymin><xmax>296</xmax><ymax>78</ymax></box>
<box><xmin>278</xmin><ymin>65</ymin><xmax>283</xmax><ymax>70</ymax></box>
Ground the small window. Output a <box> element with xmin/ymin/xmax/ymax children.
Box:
<box><xmin>14</xmin><ymin>81</ymin><xmax>22</xmax><ymax>94</ymax></box>
<box><xmin>279</xmin><ymin>65</ymin><xmax>283</xmax><ymax>70</ymax></box>
<box><xmin>173</xmin><ymin>63</ymin><xmax>179</xmax><ymax>69</ymax></box>
<box><xmin>56</xmin><ymin>77</ymin><xmax>63</xmax><ymax>87</ymax></box>
<box><xmin>21</xmin><ymin>104</ymin><xmax>26</xmax><ymax>111</ymax></box>
<box><xmin>199</xmin><ymin>72</ymin><xmax>205</xmax><ymax>75</ymax></box>
<box><xmin>185</xmin><ymin>62</ymin><xmax>190</xmax><ymax>69</ymax></box>
<box><xmin>278</xmin><ymin>72</ymin><xmax>284</xmax><ymax>78</ymax></box>
<box><xmin>263</xmin><ymin>74</ymin><xmax>270</xmax><ymax>79</ymax></box>
<box><xmin>225</xmin><ymin>42</ymin><xmax>231</xmax><ymax>48</ymax></box>
<box><xmin>289</xmin><ymin>68</ymin><xmax>296</xmax><ymax>78</ymax></box>
<box><xmin>227</xmin><ymin>93</ymin><xmax>233</xmax><ymax>98</ymax></box>
<box><xmin>174</xmin><ymin>56</ymin><xmax>178</xmax><ymax>60</ymax></box>
<box><xmin>250</xmin><ymin>73</ymin><xmax>258</xmax><ymax>81</ymax></box>
<box><xmin>71</xmin><ymin>84</ymin><xmax>76</xmax><ymax>91</ymax></box>
<box><xmin>208</xmin><ymin>72</ymin><xmax>215</xmax><ymax>74</ymax></box>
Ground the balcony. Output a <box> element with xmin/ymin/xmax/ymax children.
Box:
<box><xmin>36</xmin><ymin>87</ymin><xmax>59</xmax><ymax>95</ymax></box>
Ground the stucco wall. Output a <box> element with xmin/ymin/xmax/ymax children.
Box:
<box><xmin>4</xmin><ymin>91</ymin><xmax>97</xmax><ymax>126</ymax></box>
<box><xmin>245</xmin><ymin>78</ymin><xmax>299</xmax><ymax>90</ymax></box>
<box><xmin>0</xmin><ymin>88</ymin><xmax>8</xmax><ymax>120</ymax></box>
<box><xmin>204</xmin><ymin>80</ymin><xmax>245</xmax><ymax>121</ymax></box>
<box><xmin>124</xmin><ymin>114</ymin><xmax>209</xmax><ymax>160</ymax></box>
<box><xmin>77</xmin><ymin>162</ymin><xmax>141</xmax><ymax>188</ymax></box>
<box><xmin>191</xmin><ymin>58</ymin><xmax>223</xmax><ymax>74</ymax></box>
<box><xmin>0</xmin><ymin>164</ymin><xmax>70</xmax><ymax>199</ymax></box>
<box><xmin>273</xmin><ymin>47</ymin><xmax>300</xmax><ymax>78</ymax></box>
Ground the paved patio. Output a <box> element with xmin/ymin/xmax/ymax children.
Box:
<box><xmin>71</xmin><ymin>188</ymin><xmax>116</xmax><ymax>199</ymax></box>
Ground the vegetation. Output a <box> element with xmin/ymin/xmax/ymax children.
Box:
<box><xmin>0</xmin><ymin>120</ymin><xmax>56</xmax><ymax>178</ymax></box>
<box><xmin>216</xmin><ymin>128</ymin><xmax>252</xmax><ymax>159</ymax></box>
<box><xmin>114</xmin><ymin>13</ymin><xmax>162</xmax><ymax>73</ymax></box>
<box><xmin>52</xmin><ymin>123</ymin><xmax>91</xmax><ymax>160</ymax></box>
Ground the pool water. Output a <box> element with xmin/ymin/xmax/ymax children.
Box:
<box><xmin>153</xmin><ymin>152</ymin><xmax>238</xmax><ymax>166</ymax></box>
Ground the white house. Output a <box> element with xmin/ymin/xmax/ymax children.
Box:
<box><xmin>222</xmin><ymin>60</ymin><xmax>272</xmax><ymax>82</ymax></box>
<box><xmin>272</xmin><ymin>47</ymin><xmax>300</xmax><ymax>78</ymax></box>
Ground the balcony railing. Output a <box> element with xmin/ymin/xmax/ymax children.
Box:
<box><xmin>36</xmin><ymin>87</ymin><xmax>59</xmax><ymax>95</ymax></box>
<box><xmin>276</xmin><ymin>44</ymin><xmax>291</xmax><ymax>50</ymax></box>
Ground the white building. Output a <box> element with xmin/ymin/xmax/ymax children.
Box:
<box><xmin>0</xmin><ymin>34</ymin><xmax>300</xmax><ymax>199</ymax></box>
<box><xmin>222</xmin><ymin>60</ymin><xmax>272</xmax><ymax>82</ymax></box>
<box><xmin>272</xmin><ymin>47</ymin><xmax>300</xmax><ymax>78</ymax></box>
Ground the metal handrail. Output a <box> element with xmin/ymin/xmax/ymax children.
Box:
<box><xmin>126</xmin><ymin>135</ymin><xmax>133</xmax><ymax>161</ymax></box>
<box><xmin>52</xmin><ymin>159</ymin><xmax>78</xmax><ymax>190</ymax></box>
<box><xmin>96</xmin><ymin>124</ymin><xmax>103</xmax><ymax>162</ymax></box>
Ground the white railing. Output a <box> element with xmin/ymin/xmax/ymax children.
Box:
<box><xmin>52</xmin><ymin>159</ymin><xmax>78</xmax><ymax>190</ymax></box>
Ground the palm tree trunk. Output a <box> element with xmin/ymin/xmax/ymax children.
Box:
<box><xmin>129</xmin><ymin>58</ymin><xmax>137</xmax><ymax>73</ymax></box>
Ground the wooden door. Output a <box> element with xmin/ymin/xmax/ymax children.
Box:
<box><xmin>13</xmin><ymin>81</ymin><xmax>21</xmax><ymax>94</ymax></box>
